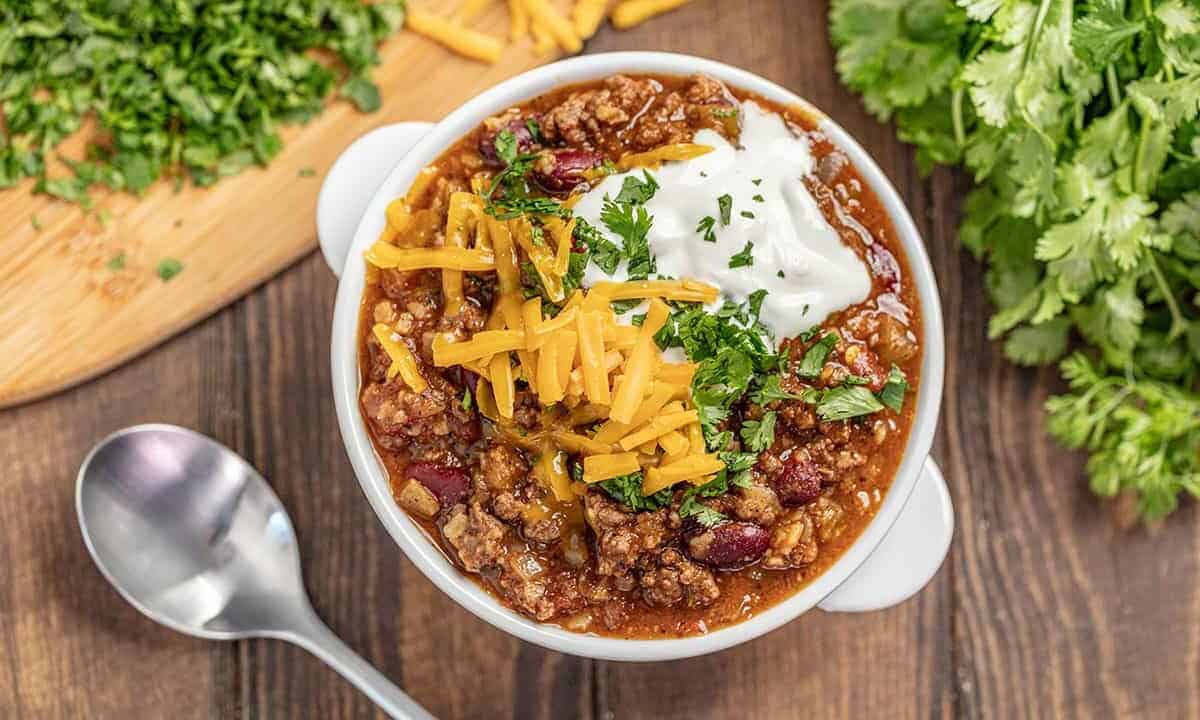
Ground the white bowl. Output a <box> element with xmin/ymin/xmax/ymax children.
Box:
<box><xmin>319</xmin><ymin>52</ymin><xmax>952</xmax><ymax>662</ymax></box>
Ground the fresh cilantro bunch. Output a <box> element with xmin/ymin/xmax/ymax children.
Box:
<box><xmin>831</xmin><ymin>0</ymin><xmax>1200</xmax><ymax>521</ymax></box>
<box><xmin>0</xmin><ymin>0</ymin><xmax>406</xmax><ymax>204</ymax></box>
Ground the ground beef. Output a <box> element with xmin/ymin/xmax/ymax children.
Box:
<box><xmin>541</xmin><ymin>74</ymin><xmax>658</xmax><ymax>148</ymax></box>
<box><xmin>361</xmin><ymin>372</ymin><xmax>479</xmax><ymax>455</ymax></box>
<box><xmin>479</xmin><ymin>442</ymin><xmax>528</xmax><ymax>493</ymax></box>
<box><xmin>584</xmin><ymin>491</ymin><xmax>678</xmax><ymax>591</ymax></box>
<box><xmin>540</xmin><ymin>74</ymin><xmax>737</xmax><ymax>156</ymax></box>
<box><xmin>441</xmin><ymin>503</ymin><xmax>509</xmax><ymax>573</ymax></box>
<box><xmin>641</xmin><ymin>549</ymin><xmax>720</xmax><ymax>609</ymax></box>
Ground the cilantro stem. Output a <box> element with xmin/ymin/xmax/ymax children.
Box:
<box><xmin>1146</xmin><ymin>252</ymin><xmax>1188</xmax><ymax>341</ymax></box>
<box><xmin>1105</xmin><ymin>64</ymin><xmax>1121</xmax><ymax>108</ymax></box>
<box><xmin>952</xmin><ymin>87</ymin><xmax>966</xmax><ymax>149</ymax></box>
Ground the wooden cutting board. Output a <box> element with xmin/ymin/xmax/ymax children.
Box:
<box><xmin>0</xmin><ymin>4</ymin><xmax>560</xmax><ymax>408</ymax></box>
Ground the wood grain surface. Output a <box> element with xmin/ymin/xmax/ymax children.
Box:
<box><xmin>2</xmin><ymin>1</ymin><xmax>1198</xmax><ymax>718</ymax></box>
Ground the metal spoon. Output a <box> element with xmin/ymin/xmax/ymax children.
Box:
<box><xmin>76</xmin><ymin>424</ymin><xmax>434</xmax><ymax>720</ymax></box>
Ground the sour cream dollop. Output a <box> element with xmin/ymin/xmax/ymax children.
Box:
<box><xmin>575</xmin><ymin>101</ymin><xmax>871</xmax><ymax>339</ymax></box>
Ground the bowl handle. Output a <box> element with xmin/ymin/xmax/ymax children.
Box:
<box><xmin>316</xmin><ymin>122</ymin><xmax>436</xmax><ymax>277</ymax></box>
<box><xmin>818</xmin><ymin>457</ymin><xmax>953</xmax><ymax>613</ymax></box>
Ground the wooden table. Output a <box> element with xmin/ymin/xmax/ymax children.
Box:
<box><xmin>2</xmin><ymin>2</ymin><xmax>1197</xmax><ymax>717</ymax></box>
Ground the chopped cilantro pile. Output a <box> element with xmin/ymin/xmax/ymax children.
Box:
<box><xmin>831</xmin><ymin>0</ymin><xmax>1200</xmax><ymax>520</ymax></box>
<box><xmin>0</xmin><ymin>0</ymin><xmax>406</xmax><ymax>204</ymax></box>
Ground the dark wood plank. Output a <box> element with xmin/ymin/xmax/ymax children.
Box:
<box><xmin>4</xmin><ymin>1</ymin><xmax>1200</xmax><ymax>718</ymax></box>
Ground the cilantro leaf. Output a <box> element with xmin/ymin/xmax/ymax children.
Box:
<box><xmin>718</xmin><ymin>194</ymin><xmax>733</xmax><ymax>225</ymax></box>
<box><xmin>600</xmin><ymin>198</ymin><xmax>655</xmax><ymax>280</ymax></box>
<box><xmin>797</xmin><ymin>332</ymin><xmax>839</xmax><ymax>378</ymax></box>
<box><xmin>878</xmin><ymin>365</ymin><xmax>909</xmax><ymax>412</ymax></box>
<box><xmin>614</xmin><ymin>171</ymin><xmax>659</xmax><ymax>205</ymax></box>
<box><xmin>575</xmin><ymin>218</ymin><xmax>622</xmax><ymax>274</ymax></box>
<box><xmin>740</xmin><ymin>411</ymin><xmax>777</xmax><ymax>452</ymax></box>
<box><xmin>599</xmin><ymin>473</ymin><xmax>673</xmax><ymax>511</ymax></box>
<box><xmin>728</xmin><ymin>241</ymin><xmax>755</xmax><ymax>268</ymax></box>
<box><xmin>804</xmin><ymin>385</ymin><xmax>885</xmax><ymax>422</ymax></box>
<box><xmin>156</xmin><ymin>258</ymin><xmax>184</xmax><ymax>282</ymax></box>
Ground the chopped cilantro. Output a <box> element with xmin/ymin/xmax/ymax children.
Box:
<box><xmin>777</xmin><ymin>270</ymin><xmax>785</xmax><ymax>279</ymax></box>
<box><xmin>751</xmin><ymin>374</ymin><xmax>800</xmax><ymax>405</ymax></box>
<box><xmin>600</xmin><ymin>197</ymin><xmax>655</xmax><ymax>280</ymax></box>
<box><xmin>106</xmin><ymin>252</ymin><xmax>126</xmax><ymax>271</ymax></box>
<box><xmin>728</xmin><ymin>241</ymin><xmax>754</xmax><ymax>268</ymax></box>
<box><xmin>804</xmin><ymin>385</ymin><xmax>884</xmax><ymax>422</ymax></box>
<box><xmin>0</xmin><ymin>0</ymin><xmax>405</xmax><ymax>203</ymax></box>
<box><xmin>156</xmin><ymin>258</ymin><xmax>183</xmax><ymax>281</ymax></box>
<box><xmin>678</xmin><ymin>495</ymin><xmax>727</xmax><ymax>527</ymax></box>
<box><xmin>613</xmin><ymin>171</ymin><xmax>659</xmax><ymax>205</ymax></box>
<box><xmin>879</xmin><ymin>365</ymin><xmax>909</xmax><ymax>412</ymax></box>
<box><xmin>717</xmin><ymin>194</ymin><xmax>733</xmax><ymax>225</ymax></box>
<box><xmin>461</xmin><ymin>387</ymin><xmax>474</xmax><ymax>411</ymax></box>
<box><xmin>298</xmin><ymin>167</ymin><xmax>317</xmax><ymax>178</ymax></box>
<box><xmin>740</xmin><ymin>411</ymin><xmax>777</xmax><ymax>452</ymax></box>
<box><xmin>599</xmin><ymin>472</ymin><xmax>672</xmax><ymax>511</ymax></box>
<box><xmin>752</xmin><ymin>178</ymin><xmax>763</xmax><ymax>186</ymax></box>
<box><xmin>747</xmin><ymin>289</ymin><xmax>768</xmax><ymax>320</ymax></box>
<box><xmin>575</xmin><ymin>218</ymin><xmax>621</xmax><ymax>274</ymax></box>
<box><xmin>712</xmin><ymin>107</ymin><xmax>739</xmax><ymax>119</ymax></box>
<box><xmin>525</xmin><ymin>118</ymin><xmax>543</xmax><ymax>143</ymax></box>
<box><xmin>798</xmin><ymin>332</ymin><xmax>839</xmax><ymax>378</ymax></box>
<box><xmin>843</xmin><ymin>374</ymin><xmax>871</xmax><ymax>386</ymax></box>
<box><xmin>494</xmin><ymin>129</ymin><xmax>519</xmax><ymax>166</ymax></box>
<box><xmin>752</xmin><ymin>194</ymin><xmax>764</xmax><ymax>202</ymax></box>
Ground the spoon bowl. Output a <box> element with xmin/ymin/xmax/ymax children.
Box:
<box><xmin>77</xmin><ymin>424</ymin><xmax>432</xmax><ymax>720</ymax></box>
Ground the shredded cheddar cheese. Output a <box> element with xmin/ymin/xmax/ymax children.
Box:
<box><xmin>372</xmin><ymin>324</ymin><xmax>428</xmax><ymax>393</ymax></box>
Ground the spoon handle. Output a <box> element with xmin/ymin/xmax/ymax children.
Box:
<box><xmin>282</xmin><ymin>607</ymin><xmax>436</xmax><ymax>720</ymax></box>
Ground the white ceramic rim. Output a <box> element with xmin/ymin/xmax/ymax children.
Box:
<box><xmin>330</xmin><ymin>51</ymin><xmax>946</xmax><ymax>662</ymax></box>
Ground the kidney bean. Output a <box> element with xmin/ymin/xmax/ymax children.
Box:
<box><xmin>478</xmin><ymin>117</ymin><xmax>537</xmax><ymax>164</ymax></box>
<box><xmin>686</xmin><ymin>521</ymin><xmax>770</xmax><ymax>570</ymax></box>
<box><xmin>532</xmin><ymin>149</ymin><xmax>601</xmax><ymax>193</ymax></box>
<box><xmin>405</xmin><ymin>461</ymin><xmax>470</xmax><ymax>507</ymax></box>
<box><xmin>771</xmin><ymin>456</ymin><xmax>824</xmax><ymax>506</ymax></box>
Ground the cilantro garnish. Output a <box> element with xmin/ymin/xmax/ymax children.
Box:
<box><xmin>728</xmin><ymin>241</ymin><xmax>754</xmax><ymax>268</ymax></box>
<box><xmin>461</xmin><ymin>387</ymin><xmax>474</xmax><ymax>411</ymax></box>
<box><xmin>600</xmin><ymin>472</ymin><xmax>672</xmax><ymax>511</ymax></box>
<box><xmin>747</xmin><ymin>289</ymin><xmax>768</xmax><ymax>320</ymax></box>
<box><xmin>494</xmin><ymin>129</ymin><xmax>519</xmax><ymax>166</ymax></box>
<box><xmin>752</xmin><ymin>178</ymin><xmax>763</xmax><ymax>186</ymax></box>
<box><xmin>843</xmin><ymin>374</ymin><xmax>871</xmax><ymax>386</ymax></box>
<box><xmin>106</xmin><ymin>252</ymin><xmax>126</xmax><ymax>271</ymax></box>
<box><xmin>752</xmin><ymin>194</ymin><xmax>765</xmax><ymax>202</ymax></box>
<box><xmin>740</xmin><ymin>411</ymin><xmax>777</xmax><ymax>452</ymax></box>
<box><xmin>525</xmin><ymin>118</ymin><xmax>543</xmax><ymax>143</ymax></box>
<box><xmin>879</xmin><ymin>365</ymin><xmax>908</xmax><ymax>412</ymax></box>
<box><xmin>712</xmin><ymin>107</ymin><xmax>740</xmax><ymax>119</ymax></box>
<box><xmin>718</xmin><ymin>194</ymin><xmax>733</xmax><ymax>225</ymax></box>
<box><xmin>797</xmin><ymin>332</ymin><xmax>839</xmax><ymax>378</ymax></box>
<box><xmin>156</xmin><ymin>258</ymin><xmax>184</xmax><ymax>282</ymax></box>
<box><xmin>575</xmin><ymin>218</ymin><xmax>622</xmax><ymax>274</ymax></box>
<box><xmin>751</xmin><ymin>374</ymin><xmax>800</xmax><ymax>405</ymax></box>
<box><xmin>804</xmin><ymin>385</ymin><xmax>885</xmax><ymax>422</ymax></box>
<box><xmin>696</xmin><ymin>215</ymin><xmax>717</xmax><ymax>242</ymax></box>
<box><xmin>777</xmin><ymin>270</ymin><xmax>786</xmax><ymax>278</ymax></box>
<box><xmin>613</xmin><ymin>171</ymin><xmax>659</xmax><ymax>205</ymax></box>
